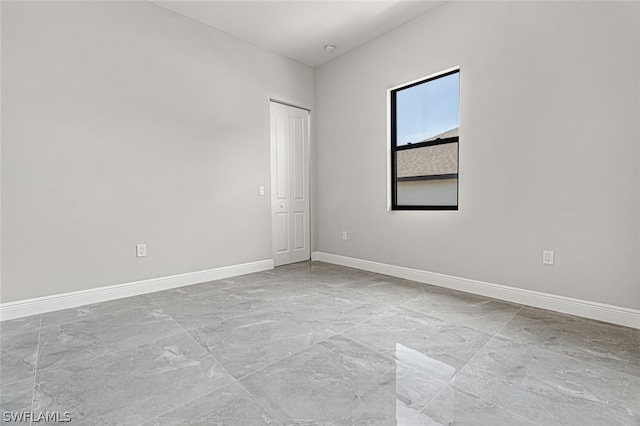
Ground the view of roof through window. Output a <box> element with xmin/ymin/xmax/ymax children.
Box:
<box><xmin>395</xmin><ymin>72</ymin><xmax>459</xmax><ymax>146</ymax></box>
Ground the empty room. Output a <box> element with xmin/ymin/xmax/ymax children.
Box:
<box><xmin>1</xmin><ymin>0</ymin><xmax>639</xmax><ymax>425</ymax></box>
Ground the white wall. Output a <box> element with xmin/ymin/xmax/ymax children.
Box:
<box><xmin>1</xmin><ymin>1</ymin><xmax>314</xmax><ymax>302</ymax></box>
<box><xmin>316</xmin><ymin>1</ymin><xmax>640</xmax><ymax>310</ymax></box>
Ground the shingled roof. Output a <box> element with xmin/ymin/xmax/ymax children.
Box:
<box><xmin>397</xmin><ymin>128</ymin><xmax>458</xmax><ymax>179</ymax></box>
<box><xmin>420</xmin><ymin>127</ymin><xmax>459</xmax><ymax>142</ymax></box>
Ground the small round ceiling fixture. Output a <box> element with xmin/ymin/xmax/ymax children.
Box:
<box><xmin>324</xmin><ymin>44</ymin><xmax>337</xmax><ymax>53</ymax></box>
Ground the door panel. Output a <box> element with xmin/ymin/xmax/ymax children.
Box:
<box><xmin>292</xmin><ymin>114</ymin><xmax>305</xmax><ymax>201</ymax></box>
<box><xmin>276</xmin><ymin>212</ymin><xmax>289</xmax><ymax>253</ymax></box>
<box><xmin>270</xmin><ymin>102</ymin><xmax>310</xmax><ymax>266</ymax></box>
<box><xmin>275</xmin><ymin>113</ymin><xmax>289</xmax><ymax>201</ymax></box>
<box><xmin>293</xmin><ymin>211</ymin><xmax>305</xmax><ymax>250</ymax></box>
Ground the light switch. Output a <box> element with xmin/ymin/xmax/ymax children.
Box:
<box><xmin>259</xmin><ymin>186</ymin><xmax>265</xmax><ymax>196</ymax></box>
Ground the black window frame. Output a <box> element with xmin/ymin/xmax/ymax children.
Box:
<box><xmin>390</xmin><ymin>68</ymin><xmax>460</xmax><ymax>211</ymax></box>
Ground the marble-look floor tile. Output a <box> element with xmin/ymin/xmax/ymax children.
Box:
<box><xmin>41</xmin><ymin>294</ymin><xmax>158</xmax><ymax>327</ymax></box>
<box><xmin>419</xmin><ymin>384</ymin><xmax>539</xmax><ymax>426</ymax></box>
<box><xmin>265</xmin><ymin>266</ymin><xmax>333</xmax><ymax>281</ymax></box>
<box><xmin>282</xmin><ymin>293</ymin><xmax>388</xmax><ymax>334</ymax></box>
<box><xmin>311</xmin><ymin>286</ymin><xmax>391</xmax><ymax>306</ymax></box>
<box><xmin>347</xmin><ymin>276</ymin><xmax>430</xmax><ymax>307</ymax></box>
<box><xmin>271</xmin><ymin>262</ymin><xmax>367</xmax><ymax>282</ymax></box>
<box><xmin>3</xmin><ymin>261</ymin><xmax>638</xmax><ymax>425</ymax></box>
<box><xmin>319</xmin><ymin>264</ymin><xmax>379</xmax><ymax>281</ymax></box>
<box><xmin>33</xmin><ymin>332</ymin><xmax>234</xmax><ymax>426</ymax></box>
<box><xmin>37</xmin><ymin>304</ymin><xmax>183</xmax><ymax>371</ymax></box>
<box><xmin>148</xmin><ymin>279</ymin><xmax>232</xmax><ymax>304</ymax></box>
<box><xmin>0</xmin><ymin>330</ymin><xmax>39</xmax><ymax>386</ymax></box>
<box><xmin>187</xmin><ymin>306</ymin><xmax>334</xmax><ymax>378</ymax></box>
<box><xmin>0</xmin><ymin>410</ymin><xmax>32</xmax><ymax>425</ymax></box>
<box><xmin>498</xmin><ymin>307</ymin><xmax>640</xmax><ymax>378</ymax></box>
<box><xmin>237</xmin><ymin>278</ymin><xmax>326</xmax><ymax>304</ymax></box>
<box><xmin>308</xmin><ymin>269</ymin><xmax>368</xmax><ymax>286</ymax></box>
<box><xmin>342</xmin><ymin>307</ymin><xmax>493</xmax><ymax>381</ymax></box>
<box><xmin>240</xmin><ymin>335</ymin><xmax>442</xmax><ymax>424</ymax></box>
<box><xmin>402</xmin><ymin>291</ymin><xmax>521</xmax><ymax>335</ymax></box>
<box><xmin>152</xmin><ymin>287</ymin><xmax>272</xmax><ymax>330</ymax></box>
<box><xmin>274</xmin><ymin>266</ymin><xmax>367</xmax><ymax>290</ymax></box>
<box><xmin>1</xmin><ymin>377</ymin><xmax>34</xmax><ymax>426</ymax></box>
<box><xmin>453</xmin><ymin>336</ymin><xmax>640</xmax><ymax>426</ymax></box>
<box><xmin>282</xmin><ymin>397</ymin><xmax>433</xmax><ymax>426</ymax></box>
<box><xmin>307</xmin><ymin>281</ymin><xmax>425</xmax><ymax>312</ymax></box>
<box><xmin>142</xmin><ymin>382</ymin><xmax>282</xmax><ymax>426</ymax></box>
<box><xmin>304</xmin><ymin>273</ymin><xmax>365</xmax><ymax>291</ymax></box>
<box><xmin>299</xmin><ymin>265</ymin><xmax>378</xmax><ymax>289</ymax></box>
<box><xmin>220</xmin><ymin>271</ymin><xmax>281</xmax><ymax>287</ymax></box>
<box><xmin>0</xmin><ymin>315</ymin><xmax>41</xmax><ymax>337</ymax></box>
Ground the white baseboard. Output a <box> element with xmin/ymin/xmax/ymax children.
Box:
<box><xmin>0</xmin><ymin>259</ymin><xmax>274</xmax><ymax>321</ymax></box>
<box><xmin>312</xmin><ymin>252</ymin><xmax>640</xmax><ymax>329</ymax></box>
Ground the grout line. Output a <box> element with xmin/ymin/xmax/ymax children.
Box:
<box><xmin>231</xmin><ymin>330</ymin><xmax>337</xmax><ymax>383</ymax></box>
<box><xmin>34</xmin><ymin>321</ymin><xmax>192</xmax><ymax>375</ymax></box>
<box><xmin>151</xmin><ymin>301</ymin><xmax>233</xmax><ymax>375</ymax></box>
<box><xmin>495</xmin><ymin>321</ymin><xmax>640</xmax><ymax>381</ymax></box>
<box><xmin>447</xmin><ymin>305</ymin><xmax>546</xmax><ymax>426</ymax></box>
<box><xmin>151</xmin><ymin>304</ymin><xmax>289</xmax><ymax>425</ymax></box>
<box><xmin>366</xmin><ymin>270</ymin><xmax>640</xmax><ymax>385</ymax></box>
<box><xmin>167</xmin><ymin>272</ymin><xmax>410</xmax><ymax>387</ymax></box>
<box><xmin>132</xmin><ymin>314</ymin><xmax>239</xmax><ymax>426</ymax></box>
<box><xmin>28</xmin><ymin>314</ymin><xmax>43</xmax><ymax>426</ymax></box>
<box><xmin>36</xmin><ymin>293</ymin><xmax>162</xmax><ymax>331</ymax></box>
<box><xmin>416</xmin><ymin>306</ymin><xmax>524</xmax><ymax>413</ymax></box>
<box><xmin>499</xmin><ymin>327</ymin><xmax>640</xmax><ymax>381</ymax></box>
<box><xmin>100</xmin><ymin>270</ymin><xmax>303</xmax><ymax>425</ymax></box>
<box><xmin>410</xmin><ymin>305</ymin><xmax>545</xmax><ymax>426</ymax></box>
<box><xmin>230</xmin><ymin>377</ymin><xmax>287</xmax><ymax>426</ymax></box>
<box><xmin>328</xmin><ymin>286</ymin><xmax>442</xmax><ymax>338</ymax></box>
<box><xmin>213</xmin><ymin>278</ymin><xmax>397</xmax><ymax>384</ymax></box>
<box><xmin>134</xmin><ymin>383</ymin><xmax>235</xmax><ymax>426</ymax></box>
<box><xmin>328</xmin><ymin>293</ymin><xmax>532</xmax><ymax>422</ymax></box>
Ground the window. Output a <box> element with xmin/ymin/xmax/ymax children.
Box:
<box><xmin>390</xmin><ymin>68</ymin><xmax>460</xmax><ymax>210</ymax></box>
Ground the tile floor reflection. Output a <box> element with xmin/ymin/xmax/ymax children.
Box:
<box><xmin>1</xmin><ymin>261</ymin><xmax>638</xmax><ymax>425</ymax></box>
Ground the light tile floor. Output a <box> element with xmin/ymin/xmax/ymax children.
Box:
<box><xmin>1</xmin><ymin>261</ymin><xmax>638</xmax><ymax>425</ymax></box>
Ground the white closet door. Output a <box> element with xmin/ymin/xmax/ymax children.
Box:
<box><xmin>270</xmin><ymin>102</ymin><xmax>310</xmax><ymax>266</ymax></box>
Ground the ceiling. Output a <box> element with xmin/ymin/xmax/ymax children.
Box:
<box><xmin>151</xmin><ymin>1</ymin><xmax>445</xmax><ymax>68</ymax></box>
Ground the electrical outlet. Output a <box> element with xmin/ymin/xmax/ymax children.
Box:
<box><xmin>542</xmin><ymin>250</ymin><xmax>554</xmax><ymax>265</ymax></box>
<box><xmin>342</xmin><ymin>231</ymin><xmax>348</xmax><ymax>241</ymax></box>
<box><xmin>136</xmin><ymin>244</ymin><xmax>147</xmax><ymax>258</ymax></box>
